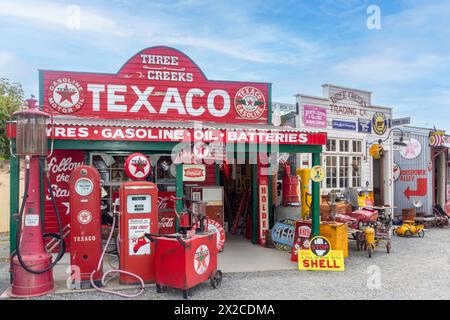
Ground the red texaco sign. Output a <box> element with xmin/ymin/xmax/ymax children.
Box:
<box><xmin>41</xmin><ymin>46</ymin><xmax>270</xmax><ymax>124</ymax></box>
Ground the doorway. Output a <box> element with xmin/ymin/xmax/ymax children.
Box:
<box><xmin>222</xmin><ymin>161</ymin><xmax>254</xmax><ymax>240</ymax></box>
<box><xmin>433</xmin><ymin>148</ymin><xmax>447</xmax><ymax>207</ymax></box>
<box><xmin>373</xmin><ymin>157</ymin><xmax>384</xmax><ymax>205</ymax></box>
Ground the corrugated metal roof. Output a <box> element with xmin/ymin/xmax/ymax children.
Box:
<box><xmin>50</xmin><ymin>116</ymin><xmax>325</xmax><ymax>133</ymax></box>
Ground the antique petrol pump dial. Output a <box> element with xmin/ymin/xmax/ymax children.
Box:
<box><xmin>75</xmin><ymin>176</ymin><xmax>94</xmax><ymax>196</ymax></box>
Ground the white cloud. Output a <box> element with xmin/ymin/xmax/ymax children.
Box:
<box><xmin>330</xmin><ymin>52</ymin><xmax>442</xmax><ymax>84</ymax></box>
<box><xmin>0</xmin><ymin>1</ymin><xmax>126</xmax><ymax>36</ymax></box>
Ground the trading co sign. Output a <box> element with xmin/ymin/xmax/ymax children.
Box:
<box><xmin>41</xmin><ymin>46</ymin><xmax>269</xmax><ymax>124</ymax></box>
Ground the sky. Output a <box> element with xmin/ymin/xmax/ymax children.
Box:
<box><xmin>0</xmin><ymin>0</ymin><xmax>449</xmax><ymax>130</ymax></box>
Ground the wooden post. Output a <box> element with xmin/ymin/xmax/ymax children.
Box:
<box><xmin>311</xmin><ymin>153</ymin><xmax>321</xmax><ymax>237</ymax></box>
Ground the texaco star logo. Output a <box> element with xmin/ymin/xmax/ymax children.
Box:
<box><xmin>48</xmin><ymin>78</ymin><xmax>85</xmax><ymax>114</ymax></box>
<box><xmin>234</xmin><ymin>86</ymin><xmax>266</xmax><ymax>119</ymax></box>
<box><xmin>77</xmin><ymin>210</ymin><xmax>92</xmax><ymax>225</ymax></box>
<box><xmin>124</xmin><ymin>153</ymin><xmax>151</xmax><ymax>180</ymax></box>
<box><xmin>194</xmin><ymin>244</ymin><xmax>210</xmax><ymax>275</ymax></box>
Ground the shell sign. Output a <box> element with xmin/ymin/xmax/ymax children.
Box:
<box><xmin>41</xmin><ymin>46</ymin><xmax>269</xmax><ymax>124</ymax></box>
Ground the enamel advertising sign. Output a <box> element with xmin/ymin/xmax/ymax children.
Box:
<box><xmin>41</xmin><ymin>46</ymin><xmax>269</xmax><ymax>124</ymax></box>
<box><xmin>298</xmin><ymin>236</ymin><xmax>345</xmax><ymax>271</ymax></box>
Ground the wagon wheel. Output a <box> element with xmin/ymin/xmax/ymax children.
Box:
<box><xmin>404</xmin><ymin>230</ymin><xmax>413</xmax><ymax>238</ymax></box>
<box><xmin>210</xmin><ymin>270</ymin><xmax>222</xmax><ymax>289</ymax></box>
<box><xmin>367</xmin><ymin>245</ymin><xmax>373</xmax><ymax>258</ymax></box>
<box><xmin>418</xmin><ymin>229</ymin><xmax>425</xmax><ymax>238</ymax></box>
<box><xmin>386</xmin><ymin>242</ymin><xmax>391</xmax><ymax>254</ymax></box>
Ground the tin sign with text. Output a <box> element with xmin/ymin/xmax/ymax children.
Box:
<box><xmin>298</xmin><ymin>236</ymin><xmax>345</xmax><ymax>271</ymax></box>
<box><xmin>41</xmin><ymin>46</ymin><xmax>269</xmax><ymax>124</ymax></box>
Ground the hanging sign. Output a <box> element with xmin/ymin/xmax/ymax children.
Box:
<box><xmin>372</xmin><ymin>112</ymin><xmax>388</xmax><ymax>135</ymax></box>
<box><xmin>390</xmin><ymin>117</ymin><xmax>410</xmax><ymax>127</ymax></box>
<box><xmin>310</xmin><ymin>165</ymin><xmax>325</xmax><ymax>182</ymax></box>
<box><xmin>429</xmin><ymin>130</ymin><xmax>446</xmax><ymax>147</ymax></box>
<box><xmin>182</xmin><ymin>164</ymin><xmax>206</xmax><ymax>181</ymax></box>
<box><xmin>399</xmin><ymin>138</ymin><xmax>422</xmax><ymax>160</ymax></box>
<box><xmin>41</xmin><ymin>46</ymin><xmax>269</xmax><ymax>124</ymax></box>
<box><xmin>298</xmin><ymin>236</ymin><xmax>344</xmax><ymax>271</ymax></box>
<box><xmin>124</xmin><ymin>153</ymin><xmax>151</xmax><ymax>180</ymax></box>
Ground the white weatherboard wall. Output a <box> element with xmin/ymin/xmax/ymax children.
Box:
<box><xmin>294</xmin><ymin>84</ymin><xmax>394</xmax><ymax>207</ymax></box>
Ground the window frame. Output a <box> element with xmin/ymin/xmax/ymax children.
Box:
<box><xmin>322</xmin><ymin>138</ymin><xmax>364</xmax><ymax>190</ymax></box>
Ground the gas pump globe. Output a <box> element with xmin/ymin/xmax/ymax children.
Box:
<box><xmin>14</xmin><ymin>95</ymin><xmax>49</xmax><ymax>156</ymax></box>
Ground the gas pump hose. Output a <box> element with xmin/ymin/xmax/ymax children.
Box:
<box><xmin>12</xmin><ymin>157</ymin><xmax>65</xmax><ymax>275</ymax></box>
<box><xmin>89</xmin><ymin>214</ymin><xmax>145</xmax><ymax>298</ymax></box>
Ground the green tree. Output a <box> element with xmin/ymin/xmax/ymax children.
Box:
<box><xmin>0</xmin><ymin>78</ymin><xmax>24</xmax><ymax>159</ymax></box>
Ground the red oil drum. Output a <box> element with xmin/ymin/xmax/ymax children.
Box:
<box><xmin>282</xmin><ymin>165</ymin><xmax>300</xmax><ymax>206</ymax></box>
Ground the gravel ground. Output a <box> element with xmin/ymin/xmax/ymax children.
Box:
<box><xmin>1</xmin><ymin>228</ymin><xmax>450</xmax><ymax>300</ymax></box>
<box><xmin>0</xmin><ymin>233</ymin><xmax>10</xmax><ymax>294</ymax></box>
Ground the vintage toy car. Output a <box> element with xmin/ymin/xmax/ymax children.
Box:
<box><xmin>335</xmin><ymin>208</ymin><xmax>378</xmax><ymax>230</ymax></box>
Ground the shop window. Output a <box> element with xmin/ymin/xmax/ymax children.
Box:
<box><xmin>323</xmin><ymin>138</ymin><xmax>364</xmax><ymax>190</ymax></box>
<box><xmin>339</xmin><ymin>156</ymin><xmax>349</xmax><ymax>188</ymax></box>
<box><xmin>325</xmin><ymin>156</ymin><xmax>338</xmax><ymax>188</ymax></box>
<box><xmin>339</xmin><ymin>140</ymin><xmax>350</xmax><ymax>153</ymax></box>
<box><xmin>351</xmin><ymin>156</ymin><xmax>362</xmax><ymax>187</ymax></box>
<box><xmin>326</xmin><ymin>139</ymin><xmax>337</xmax><ymax>152</ymax></box>
<box><xmin>352</xmin><ymin>140</ymin><xmax>362</xmax><ymax>153</ymax></box>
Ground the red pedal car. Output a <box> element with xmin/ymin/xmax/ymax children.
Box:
<box><xmin>335</xmin><ymin>208</ymin><xmax>379</xmax><ymax>230</ymax></box>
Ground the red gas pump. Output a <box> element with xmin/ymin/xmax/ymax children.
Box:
<box><xmin>9</xmin><ymin>97</ymin><xmax>64</xmax><ymax>298</ymax></box>
<box><xmin>118</xmin><ymin>181</ymin><xmax>158</xmax><ymax>284</ymax></box>
<box><xmin>146</xmin><ymin>196</ymin><xmax>222</xmax><ymax>299</ymax></box>
<box><xmin>69</xmin><ymin>165</ymin><xmax>102</xmax><ymax>288</ymax></box>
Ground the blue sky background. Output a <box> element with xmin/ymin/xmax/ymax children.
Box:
<box><xmin>0</xmin><ymin>0</ymin><xmax>449</xmax><ymax>130</ymax></box>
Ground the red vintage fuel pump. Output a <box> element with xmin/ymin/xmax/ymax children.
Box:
<box><xmin>118</xmin><ymin>181</ymin><xmax>158</xmax><ymax>284</ymax></box>
<box><xmin>69</xmin><ymin>165</ymin><xmax>102</xmax><ymax>288</ymax></box>
<box><xmin>9</xmin><ymin>96</ymin><xmax>64</xmax><ymax>298</ymax></box>
<box><xmin>146</xmin><ymin>196</ymin><xmax>222</xmax><ymax>299</ymax></box>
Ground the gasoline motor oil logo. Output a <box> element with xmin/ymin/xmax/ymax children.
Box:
<box><xmin>309</xmin><ymin>236</ymin><xmax>331</xmax><ymax>257</ymax></box>
<box><xmin>48</xmin><ymin>78</ymin><xmax>85</xmax><ymax>114</ymax></box>
<box><xmin>234</xmin><ymin>86</ymin><xmax>266</xmax><ymax>119</ymax></box>
<box><xmin>372</xmin><ymin>112</ymin><xmax>387</xmax><ymax>135</ymax></box>
<box><xmin>194</xmin><ymin>244</ymin><xmax>210</xmax><ymax>275</ymax></box>
<box><xmin>77</xmin><ymin>210</ymin><xmax>92</xmax><ymax>225</ymax></box>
